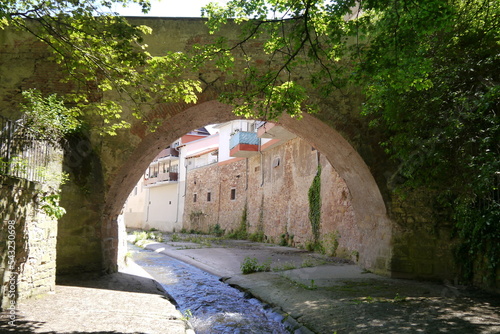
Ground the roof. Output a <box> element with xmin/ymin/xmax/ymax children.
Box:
<box><xmin>185</xmin><ymin>147</ymin><xmax>218</xmax><ymax>159</ymax></box>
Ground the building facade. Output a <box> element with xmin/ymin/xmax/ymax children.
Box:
<box><xmin>182</xmin><ymin>121</ymin><xmax>360</xmax><ymax>261</ymax></box>
<box><xmin>123</xmin><ymin>120</ymin><xmax>359</xmax><ymax>261</ymax></box>
<box><xmin>122</xmin><ymin>128</ymin><xmax>211</xmax><ymax>232</ymax></box>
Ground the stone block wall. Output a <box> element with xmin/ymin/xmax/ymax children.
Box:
<box><xmin>0</xmin><ymin>176</ymin><xmax>57</xmax><ymax>310</ymax></box>
<box><xmin>183</xmin><ymin>159</ymin><xmax>248</xmax><ymax>232</ymax></box>
<box><xmin>57</xmin><ymin>132</ymin><xmax>105</xmax><ymax>275</ymax></box>
<box><xmin>389</xmin><ymin>190</ymin><xmax>458</xmax><ymax>281</ymax></box>
<box><xmin>183</xmin><ymin>137</ymin><xmax>362</xmax><ymax>262</ymax></box>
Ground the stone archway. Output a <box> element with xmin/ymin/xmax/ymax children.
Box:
<box><xmin>0</xmin><ymin>15</ymin><xmax>462</xmax><ymax>301</ymax></box>
<box><xmin>101</xmin><ymin>100</ymin><xmax>392</xmax><ymax>274</ymax></box>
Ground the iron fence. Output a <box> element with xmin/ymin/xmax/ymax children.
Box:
<box><xmin>0</xmin><ymin>115</ymin><xmax>56</xmax><ymax>182</ymax></box>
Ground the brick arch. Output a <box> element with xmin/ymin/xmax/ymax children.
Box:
<box><xmin>102</xmin><ymin>100</ymin><xmax>392</xmax><ymax>274</ymax></box>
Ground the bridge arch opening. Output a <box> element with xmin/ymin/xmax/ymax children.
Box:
<box><xmin>103</xmin><ymin>100</ymin><xmax>392</xmax><ymax>274</ymax></box>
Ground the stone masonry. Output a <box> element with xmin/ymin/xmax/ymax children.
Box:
<box><xmin>184</xmin><ymin>137</ymin><xmax>360</xmax><ymax>262</ymax></box>
<box><xmin>0</xmin><ymin>176</ymin><xmax>57</xmax><ymax>310</ymax></box>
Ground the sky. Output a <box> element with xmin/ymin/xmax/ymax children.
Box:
<box><xmin>112</xmin><ymin>0</ymin><xmax>229</xmax><ymax>17</ymax></box>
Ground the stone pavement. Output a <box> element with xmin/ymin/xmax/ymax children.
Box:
<box><xmin>0</xmin><ymin>260</ymin><xmax>194</xmax><ymax>334</ymax></box>
<box><xmin>141</xmin><ymin>237</ymin><xmax>500</xmax><ymax>334</ymax></box>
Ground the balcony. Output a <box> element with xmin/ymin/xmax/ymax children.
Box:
<box><xmin>229</xmin><ymin>131</ymin><xmax>259</xmax><ymax>158</ymax></box>
<box><xmin>154</xmin><ymin>147</ymin><xmax>179</xmax><ymax>162</ymax></box>
<box><xmin>144</xmin><ymin>172</ymin><xmax>178</xmax><ymax>187</ymax></box>
<box><xmin>257</xmin><ymin>122</ymin><xmax>296</xmax><ymax>140</ymax></box>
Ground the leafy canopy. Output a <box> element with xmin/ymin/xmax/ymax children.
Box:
<box><xmin>202</xmin><ymin>0</ymin><xmax>500</xmax><ymax>283</ymax></box>
<box><xmin>1</xmin><ymin>0</ymin><xmax>202</xmax><ymax>135</ymax></box>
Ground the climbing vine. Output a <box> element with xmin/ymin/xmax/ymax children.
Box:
<box><xmin>249</xmin><ymin>195</ymin><xmax>265</xmax><ymax>242</ymax></box>
<box><xmin>454</xmin><ymin>186</ymin><xmax>500</xmax><ymax>285</ymax></box>
<box><xmin>308</xmin><ymin>165</ymin><xmax>322</xmax><ymax>248</ymax></box>
<box><xmin>227</xmin><ymin>202</ymin><xmax>248</xmax><ymax>240</ymax></box>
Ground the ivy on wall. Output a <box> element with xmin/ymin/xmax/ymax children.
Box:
<box><xmin>455</xmin><ymin>194</ymin><xmax>500</xmax><ymax>285</ymax></box>
<box><xmin>308</xmin><ymin>165</ymin><xmax>322</xmax><ymax>246</ymax></box>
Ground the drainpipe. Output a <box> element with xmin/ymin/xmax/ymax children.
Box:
<box><xmin>174</xmin><ymin>167</ymin><xmax>181</xmax><ymax>226</ymax></box>
<box><xmin>173</xmin><ymin>145</ymin><xmax>181</xmax><ymax>227</ymax></box>
<box><xmin>245</xmin><ymin>158</ymin><xmax>249</xmax><ymax>190</ymax></box>
<box><xmin>184</xmin><ymin>163</ymin><xmax>188</xmax><ymax>198</ymax></box>
<box><xmin>217</xmin><ymin>172</ymin><xmax>222</xmax><ymax>225</ymax></box>
<box><xmin>259</xmin><ymin>138</ymin><xmax>264</xmax><ymax>187</ymax></box>
<box><xmin>146</xmin><ymin>187</ymin><xmax>150</xmax><ymax>223</ymax></box>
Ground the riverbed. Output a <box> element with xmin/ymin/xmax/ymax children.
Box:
<box><xmin>129</xmin><ymin>243</ymin><xmax>289</xmax><ymax>334</ymax></box>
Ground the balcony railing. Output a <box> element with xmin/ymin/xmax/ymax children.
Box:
<box><xmin>229</xmin><ymin>131</ymin><xmax>259</xmax><ymax>149</ymax></box>
<box><xmin>155</xmin><ymin>147</ymin><xmax>179</xmax><ymax>161</ymax></box>
<box><xmin>144</xmin><ymin>171</ymin><xmax>178</xmax><ymax>186</ymax></box>
<box><xmin>229</xmin><ymin>131</ymin><xmax>260</xmax><ymax>158</ymax></box>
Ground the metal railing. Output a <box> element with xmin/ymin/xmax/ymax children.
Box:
<box><xmin>0</xmin><ymin>115</ymin><xmax>56</xmax><ymax>182</ymax></box>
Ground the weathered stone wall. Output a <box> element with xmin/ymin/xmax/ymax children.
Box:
<box><xmin>184</xmin><ymin>138</ymin><xmax>362</xmax><ymax>262</ymax></box>
<box><xmin>183</xmin><ymin>159</ymin><xmax>248</xmax><ymax>232</ymax></box>
<box><xmin>0</xmin><ymin>24</ymin><xmax>104</xmax><ymax>276</ymax></box>
<box><xmin>0</xmin><ymin>176</ymin><xmax>58</xmax><ymax>310</ymax></box>
<box><xmin>389</xmin><ymin>191</ymin><xmax>459</xmax><ymax>281</ymax></box>
<box><xmin>57</xmin><ymin>132</ymin><xmax>105</xmax><ymax>274</ymax></box>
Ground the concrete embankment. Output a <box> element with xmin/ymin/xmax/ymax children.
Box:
<box><xmin>142</xmin><ymin>238</ymin><xmax>500</xmax><ymax>334</ymax></box>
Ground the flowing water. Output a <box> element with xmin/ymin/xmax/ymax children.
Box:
<box><xmin>129</xmin><ymin>244</ymin><xmax>289</xmax><ymax>334</ymax></box>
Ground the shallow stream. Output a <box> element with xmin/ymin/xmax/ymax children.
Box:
<box><xmin>129</xmin><ymin>244</ymin><xmax>289</xmax><ymax>334</ymax></box>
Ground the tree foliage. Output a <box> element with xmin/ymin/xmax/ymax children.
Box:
<box><xmin>1</xmin><ymin>0</ymin><xmax>201</xmax><ymax>134</ymax></box>
<box><xmin>203</xmin><ymin>0</ymin><xmax>500</xmax><ymax>283</ymax></box>
<box><xmin>20</xmin><ymin>89</ymin><xmax>80</xmax><ymax>144</ymax></box>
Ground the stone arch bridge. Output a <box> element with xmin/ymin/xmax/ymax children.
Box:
<box><xmin>0</xmin><ymin>18</ymin><xmax>456</xmax><ymax>297</ymax></box>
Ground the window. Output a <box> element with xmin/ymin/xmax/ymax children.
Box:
<box><xmin>230</xmin><ymin>188</ymin><xmax>236</xmax><ymax>200</ymax></box>
<box><xmin>272</xmin><ymin>157</ymin><xmax>281</xmax><ymax>168</ymax></box>
<box><xmin>207</xmin><ymin>192</ymin><xmax>212</xmax><ymax>202</ymax></box>
<box><xmin>193</xmin><ymin>193</ymin><xmax>197</xmax><ymax>202</ymax></box>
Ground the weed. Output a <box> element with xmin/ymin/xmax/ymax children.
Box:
<box><xmin>181</xmin><ymin>309</ymin><xmax>192</xmax><ymax>321</ymax></box>
<box><xmin>209</xmin><ymin>223</ymin><xmax>225</xmax><ymax>237</ymax></box>
<box><xmin>393</xmin><ymin>293</ymin><xmax>407</xmax><ymax>302</ymax></box>
<box><xmin>305</xmin><ymin>240</ymin><xmax>325</xmax><ymax>254</ymax></box>
<box><xmin>227</xmin><ymin>203</ymin><xmax>248</xmax><ymax>240</ymax></box>
<box><xmin>132</xmin><ymin>230</ymin><xmax>164</xmax><ymax>244</ymax></box>
<box><xmin>241</xmin><ymin>257</ymin><xmax>271</xmax><ymax>274</ymax></box>
<box><xmin>279</xmin><ymin>232</ymin><xmax>294</xmax><ymax>246</ymax></box>
<box><xmin>322</xmin><ymin>231</ymin><xmax>341</xmax><ymax>257</ymax></box>
<box><xmin>248</xmin><ymin>230</ymin><xmax>265</xmax><ymax>242</ymax></box>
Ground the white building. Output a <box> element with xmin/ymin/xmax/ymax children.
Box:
<box><xmin>122</xmin><ymin>127</ymin><xmax>211</xmax><ymax>232</ymax></box>
<box><xmin>121</xmin><ymin>121</ymin><xmax>283</xmax><ymax>232</ymax></box>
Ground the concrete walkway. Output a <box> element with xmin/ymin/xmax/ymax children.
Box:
<box><xmin>0</xmin><ymin>260</ymin><xmax>194</xmax><ymax>334</ymax></box>
<box><xmin>140</xmin><ymin>237</ymin><xmax>500</xmax><ymax>334</ymax></box>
